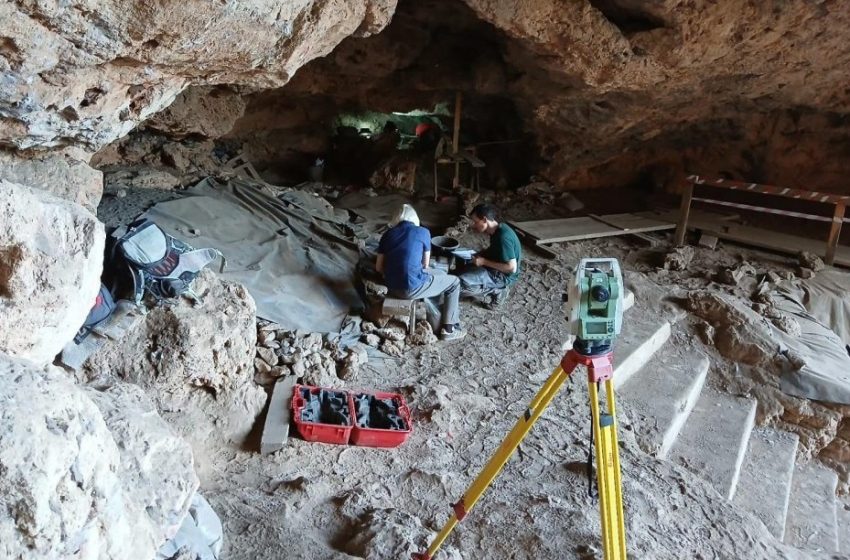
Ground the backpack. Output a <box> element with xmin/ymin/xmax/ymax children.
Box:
<box><xmin>109</xmin><ymin>219</ymin><xmax>226</xmax><ymax>306</ymax></box>
<box><xmin>73</xmin><ymin>283</ymin><xmax>117</xmax><ymax>343</ymax></box>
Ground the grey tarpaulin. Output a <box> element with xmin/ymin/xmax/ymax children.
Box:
<box><xmin>142</xmin><ymin>177</ymin><xmax>364</xmax><ymax>333</ymax></box>
<box><xmin>773</xmin><ymin>284</ymin><xmax>850</xmax><ymax>404</ymax></box>
<box><xmin>797</xmin><ymin>269</ymin><xmax>850</xmax><ymax>346</ymax></box>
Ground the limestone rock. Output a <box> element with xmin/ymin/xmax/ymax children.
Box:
<box><xmin>254</xmin><ymin>358</ymin><xmax>272</xmax><ymax>374</ymax></box>
<box><xmin>663</xmin><ymin>247</ymin><xmax>694</xmax><ymax>271</ymax></box>
<box><xmin>798</xmin><ymin>251</ymin><xmax>825</xmax><ymax>272</ymax></box>
<box><xmin>380</xmin><ymin>338</ymin><xmax>405</xmax><ymax>357</ymax></box>
<box><xmin>377</xmin><ymin>326</ymin><xmax>406</xmax><ymax>342</ymax></box>
<box><xmin>718</xmin><ymin>262</ymin><xmax>757</xmax><ymax>286</ymax></box>
<box><xmin>258</xmin><ymin>330</ymin><xmax>276</xmax><ymax>346</ymax></box>
<box><xmin>82</xmin><ymin>270</ymin><xmax>266</xmax><ymax>445</ymax></box>
<box><xmin>685</xmin><ymin>290</ymin><xmax>777</xmax><ymax>365</ymax></box>
<box><xmin>0</xmin><ymin>181</ymin><xmax>104</xmax><ymax>365</ymax></box>
<box><xmin>0</xmin><ymin>0</ymin><xmax>395</xmax><ymax>154</ymax></box>
<box><xmin>85</xmin><ymin>382</ymin><xmax>199</xmax><ymax>543</ymax></box>
<box><xmin>0</xmin><ymin>355</ymin><xmax>157</xmax><ymax>559</ymax></box>
<box><xmin>270</xmin><ymin>365</ymin><xmax>291</xmax><ymax>378</ymax></box>
<box><xmin>410</xmin><ymin>320</ymin><xmax>438</xmax><ymax>346</ymax></box>
<box><xmin>363</xmin><ymin>333</ymin><xmax>381</xmax><ymax>347</ymax></box>
<box><xmin>302</xmin><ymin>364</ymin><xmax>344</xmax><ymax>389</ymax></box>
<box><xmin>257</xmin><ymin>347</ymin><xmax>278</xmax><ymax>366</ymax></box>
<box><xmin>338</xmin><ymin>346</ymin><xmax>368</xmax><ymax>381</ymax></box>
<box><xmin>0</xmin><ymin>151</ymin><xmax>103</xmax><ymax>210</ymax></box>
<box><xmin>144</xmin><ymin>86</ymin><xmax>247</xmax><ymax>140</ymax></box>
<box><xmin>797</xmin><ymin>267</ymin><xmax>815</xmax><ymax>279</ymax></box>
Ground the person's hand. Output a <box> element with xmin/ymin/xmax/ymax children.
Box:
<box><xmin>472</xmin><ymin>255</ymin><xmax>485</xmax><ymax>267</ymax></box>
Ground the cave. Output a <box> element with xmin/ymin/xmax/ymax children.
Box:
<box><xmin>2</xmin><ymin>1</ymin><xmax>850</xmax><ymax>559</ymax></box>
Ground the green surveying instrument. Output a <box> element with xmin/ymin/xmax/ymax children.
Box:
<box><xmin>414</xmin><ymin>258</ymin><xmax>627</xmax><ymax>560</ymax></box>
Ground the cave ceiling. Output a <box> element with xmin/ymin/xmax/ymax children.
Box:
<box><xmin>4</xmin><ymin>0</ymin><xmax>850</xmax><ymax>191</ymax></box>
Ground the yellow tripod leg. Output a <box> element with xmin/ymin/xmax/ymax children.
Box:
<box><xmin>589</xmin><ymin>380</ymin><xmax>627</xmax><ymax>560</ymax></box>
<box><xmin>414</xmin><ymin>364</ymin><xmax>572</xmax><ymax>560</ymax></box>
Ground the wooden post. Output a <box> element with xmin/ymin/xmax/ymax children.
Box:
<box><xmin>825</xmin><ymin>202</ymin><xmax>845</xmax><ymax>265</ymax></box>
<box><xmin>433</xmin><ymin>158</ymin><xmax>439</xmax><ymax>201</ymax></box>
<box><xmin>452</xmin><ymin>91</ymin><xmax>462</xmax><ymax>190</ymax></box>
<box><xmin>674</xmin><ymin>180</ymin><xmax>694</xmax><ymax>247</ymax></box>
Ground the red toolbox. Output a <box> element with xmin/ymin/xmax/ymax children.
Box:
<box><xmin>350</xmin><ymin>390</ymin><xmax>412</xmax><ymax>448</ymax></box>
<box><xmin>291</xmin><ymin>384</ymin><xmax>354</xmax><ymax>445</ymax></box>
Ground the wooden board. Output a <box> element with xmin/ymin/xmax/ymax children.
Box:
<box><xmin>508</xmin><ymin>217</ymin><xmax>620</xmax><ymax>244</ymax></box>
<box><xmin>509</xmin><ymin>213</ymin><xmax>675</xmax><ymax>245</ymax></box>
<box><xmin>588</xmin><ymin>213</ymin><xmax>676</xmax><ymax>233</ymax></box>
<box><xmin>510</xmin><ymin>223</ymin><xmax>558</xmax><ymax>259</ymax></box>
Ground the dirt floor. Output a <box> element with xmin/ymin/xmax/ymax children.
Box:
<box><xmin>96</xmin><ymin>174</ymin><xmax>846</xmax><ymax>559</ymax></box>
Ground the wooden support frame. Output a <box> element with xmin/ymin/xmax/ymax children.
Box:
<box><xmin>452</xmin><ymin>91</ymin><xmax>463</xmax><ymax>190</ymax></box>
<box><xmin>826</xmin><ymin>203</ymin><xmax>846</xmax><ymax>265</ymax></box>
<box><xmin>676</xmin><ymin>174</ymin><xmax>848</xmax><ymax>265</ymax></box>
<box><xmin>674</xmin><ymin>180</ymin><xmax>694</xmax><ymax>247</ymax></box>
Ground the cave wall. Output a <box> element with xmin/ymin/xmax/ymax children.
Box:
<box><xmin>97</xmin><ymin>0</ymin><xmax>850</xmax><ymax>194</ymax></box>
<box><xmin>461</xmin><ymin>0</ymin><xmax>850</xmax><ymax>191</ymax></box>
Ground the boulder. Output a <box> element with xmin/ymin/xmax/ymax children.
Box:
<box><xmin>0</xmin><ymin>180</ymin><xmax>104</xmax><ymax>365</ymax></box>
<box><xmin>82</xmin><ymin>270</ymin><xmax>266</xmax><ymax>447</ymax></box>
<box><xmin>0</xmin><ymin>151</ymin><xmax>103</xmax><ymax>210</ymax></box>
<box><xmin>85</xmin><ymin>382</ymin><xmax>199</xmax><ymax>542</ymax></box>
<box><xmin>0</xmin><ymin>354</ymin><xmax>183</xmax><ymax>559</ymax></box>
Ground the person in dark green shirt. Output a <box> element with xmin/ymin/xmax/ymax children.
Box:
<box><xmin>458</xmin><ymin>203</ymin><xmax>522</xmax><ymax>309</ymax></box>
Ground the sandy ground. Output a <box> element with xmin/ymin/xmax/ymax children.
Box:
<box><xmin>95</xmin><ymin>173</ymin><xmax>843</xmax><ymax>559</ymax></box>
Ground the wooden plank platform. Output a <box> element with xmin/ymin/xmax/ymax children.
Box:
<box><xmin>508</xmin><ymin>213</ymin><xmax>675</xmax><ymax>245</ymax></box>
<box><xmin>508</xmin><ymin>217</ymin><xmax>619</xmax><ymax>244</ymax></box>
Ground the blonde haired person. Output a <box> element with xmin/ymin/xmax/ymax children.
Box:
<box><xmin>376</xmin><ymin>204</ymin><xmax>465</xmax><ymax>341</ymax></box>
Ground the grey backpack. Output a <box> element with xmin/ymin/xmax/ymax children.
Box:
<box><xmin>112</xmin><ymin>219</ymin><xmax>226</xmax><ymax>306</ymax></box>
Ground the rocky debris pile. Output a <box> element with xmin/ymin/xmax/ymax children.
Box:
<box><xmin>361</xmin><ymin>319</ymin><xmax>438</xmax><ymax>354</ymax></box>
<box><xmin>254</xmin><ymin>316</ymin><xmax>439</xmax><ymax>387</ymax></box>
<box><xmin>82</xmin><ymin>270</ymin><xmax>266</xmax><ymax>446</ymax></box>
<box><xmin>369</xmin><ymin>157</ymin><xmax>417</xmax><ymax>193</ymax></box>
<box><xmin>253</xmin><ymin>322</ymin><xmax>372</xmax><ymax>388</ymax></box>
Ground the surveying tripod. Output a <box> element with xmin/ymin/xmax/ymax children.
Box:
<box><xmin>413</xmin><ymin>343</ymin><xmax>627</xmax><ymax>560</ymax></box>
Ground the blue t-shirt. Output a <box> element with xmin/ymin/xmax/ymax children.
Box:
<box><xmin>378</xmin><ymin>221</ymin><xmax>431</xmax><ymax>292</ymax></box>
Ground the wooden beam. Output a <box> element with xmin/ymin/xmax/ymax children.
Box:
<box><xmin>674</xmin><ymin>181</ymin><xmax>694</xmax><ymax>247</ymax></box>
<box><xmin>687</xmin><ymin>174</ymin><xmax>850</xmax><ymax>205</ymax></box>
<box><xmin>825</xmin><ymin>202</ymin><xmax>845</xmax><ymax>266</ymax></box>
<box><xmin>691</xmin><ymin>197</ymin><xmax>850</xmax><ymax>223</ymax></box>
<box><xmin>452</xmin><ymin>91</ymin><xmax>462</xmax><ymax>190</ymax></box>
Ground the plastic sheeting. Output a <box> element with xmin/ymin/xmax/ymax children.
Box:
<box><xmin>157</xmin><ymin>493</ymin><xmax>223</xmax><ymax>560</ymax></box>
<box><xmin>143</xmin><ymin>178</ymin><xmax>365</xmax><ymax>333</ymax></box>
<box><xmin>773</xmin><ymin>283</ymin><xmax>850</xmax><ymax>405</ymax></box>
<box><xmin>797</xmin><ymin>269</ymin><xmax>850</xmax><ymax>347</ymax></box>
